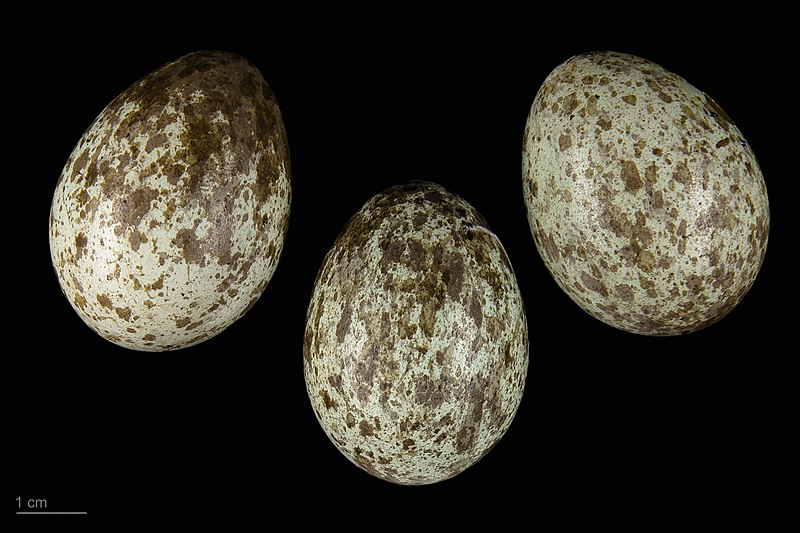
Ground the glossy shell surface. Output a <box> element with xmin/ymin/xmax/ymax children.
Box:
<box><xmin>304</xmin><ymin>181</ymin><xmax>528</xmax><ymax>484</ymax></box>
<box><xmin>522</xmin><ymin>51</ymin><xmax>769</xmax><ymax>335</ymax></box>
<box><xmin>49</xmin><ymin>51</ymin><xmax>291</xmax><ymax>351</ymax></box>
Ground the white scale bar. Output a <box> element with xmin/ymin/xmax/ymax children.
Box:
<box><xmin>17</xmin><ymin>511</ymin><xmax>87</xmax><ymax>515</ymax></box>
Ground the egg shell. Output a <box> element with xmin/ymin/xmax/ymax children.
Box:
<box><xmin>49</xmin><ymin>51</ymin><xmax>291</xmax><ymax>351</ymax></box>
<box><xmin>303</xmin><ymin>181</ymin><xmax>528</xmax><ymax>485</ymax></box>
<box><xmin>522</xmin><ymin>51</ymin><xmax>769</xmax><ymax>335</ymax></box>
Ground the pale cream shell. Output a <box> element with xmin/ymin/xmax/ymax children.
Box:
<box><xmin>304</xmin><ymin>182</ymin><xmax>528</xmax><ymax>484</ymax></box>
<box><xmin>523</xmin><ymin>51</ymin><xmax>769</xmax><ymax>335</ymax></box>
<box><xmin>49</xmin><ymin>51</ymin><xmax>291</xmax><ymax>351</ymax></box>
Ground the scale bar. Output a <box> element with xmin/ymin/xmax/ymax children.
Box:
<box><xmin>17</xmin><ymin>511</ymin><xmax>87</xmax><ymax>515</ymax></box>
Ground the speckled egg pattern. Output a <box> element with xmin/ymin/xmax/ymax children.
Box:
<box><xmin>522</xmin><ymin>52</ymin><xmax>769</xmax><ymax>335</ymax></box>
<box><xmin>304</xmin><ymin>182</ymin><xmax>528</xmax><ymax>484</ymax></box>
<box><xmin>49</xmin><ymin>51</ymin><xmax>291</xmax><ymax>351</ymax></box>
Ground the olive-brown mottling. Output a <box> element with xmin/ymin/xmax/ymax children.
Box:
<box><xmin>49</xmin><ymin>51</ymin><xmax>291</xmax><ymax>351</ymax></box>
<box><xmin>304</xmin><ymin>182</ymin><xmax>528</xmax><ymax>484</ymax></box>
<box><xmin>522</xmin><ymin>51</ymin><xmax>769</xmax><ymax>335</ymax></box>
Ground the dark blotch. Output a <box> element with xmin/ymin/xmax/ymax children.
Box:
<box><xmin>74</xmin><ymin>233</ymin><xmax>88</xmax><ymax>261</ymax></box>
<box><xmin>336</xmin><ymin>303</ymin><xmax>352</xmax><ymax>343</ymax></box>
<box><xmin>320</xmin><ymin>390</ymin><xmax>337</xmax><ymax>410</ymax></box>
<box><xmin>96</xmin><ymin>293</ymin><xmax>113</xmax><ymax>309</ymax></box>
<box><xmin>673</xmin><ymin>160</ymin><xmax>692</xmax><ymax>188</ymax></box>
<box><xmin>359</xmin><ymin>420</ymin><xmax>375</xmax><ymax>437</ymax></box>
<box><xmin>621</xmin><ymin>160</ymin><xmax>643</xmax><ymax>193</ymax></box>
<box><xmin>173</xmin><ymin>228</ymin><xmax>204</xmax><ymax>265</ymax></box>
<box><xmin>469</xmin><ymin>292</ymin><xmax>483</xmax><ymax>328</ymax></box>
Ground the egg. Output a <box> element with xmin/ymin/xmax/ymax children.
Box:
<box><xmin>49</xmin><ymin>51</ymin><xmax>291</xmax><ymax>351</ymax></box>
<box><xmin>522</xmin><ymin>51</ymin><xmax>769</xmax><ymax>335</ymax></box>
<box><xmin>304</xmin><ymin>181</ymin><xmax>528</xmax><ymax>484</ymax></box>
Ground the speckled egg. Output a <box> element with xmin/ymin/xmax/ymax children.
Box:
<box><xmin>49</xmin><ymin>51</ymin><xmax>291</xmax><ymax>351</ymax></box>
<box><xmin>304</xmin><ymin>181</ymin><xmax>528</xmax><ymax>484</ymax></box>
<box><xmin>522</xmin><ymin>51</ymin><xmax>769</xmax><ymax>335</ymax></box>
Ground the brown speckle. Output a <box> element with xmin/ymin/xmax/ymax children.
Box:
<box><xmin>673</xmin><ymin>160</ymin><xmax>692</xmax><ymax>188</ymax></box>
<box><xmin>621</xmin><ymin>160</ymin><xmax>643</xmax><ymax>193</ymax></box>
<box><xmin>562</xmin><ymin>92</ymin><xmax>579</xmax><ymax>114</ymax></box>
<box><xmin>303</xmin><ymin>181</ymin><xmax>527</xmax><ymax>484</ymax></box>
<box><xmin>320</xmin><ymin>390</ymin><xmax>337</xmax><ymax>410</ymax></box>
<box><xmin>522</xmin><ymin>51</ymin><xmax>769</xmax><ymax>336</ymax></box>
<box><xmin>49</xmin><ymin>51</ymin><xmax>291</xmax><ymax>351</ymax></box>
<box><xmin>96</xmin><ymin>294</ymin><xmax>113</xmax><ymax>309</ymax></box>
<box><xmin>74</xmin><ymin>233</ymin><xmax>88</xmax><ymax>261</ymax></box>
<box><xmin>359</xmin><ymin>420</ymin><xmax>375</xmax><ymax>437</ymax></box>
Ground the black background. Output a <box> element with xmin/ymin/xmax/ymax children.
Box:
<box><xmin>10</xmin><ymin>9</ymin><xmax>793</xmax><ymax>528</ymax></box>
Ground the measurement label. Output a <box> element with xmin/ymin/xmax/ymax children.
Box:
<box><xmin>17</xmin><ymin>497</ymin><xmax>47</xmax><ymax>510</ymax></box>
<box><xmin>16</xmin><ymin>497</ymin><xmax>86</xmax><ymax>515</ymax></box>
